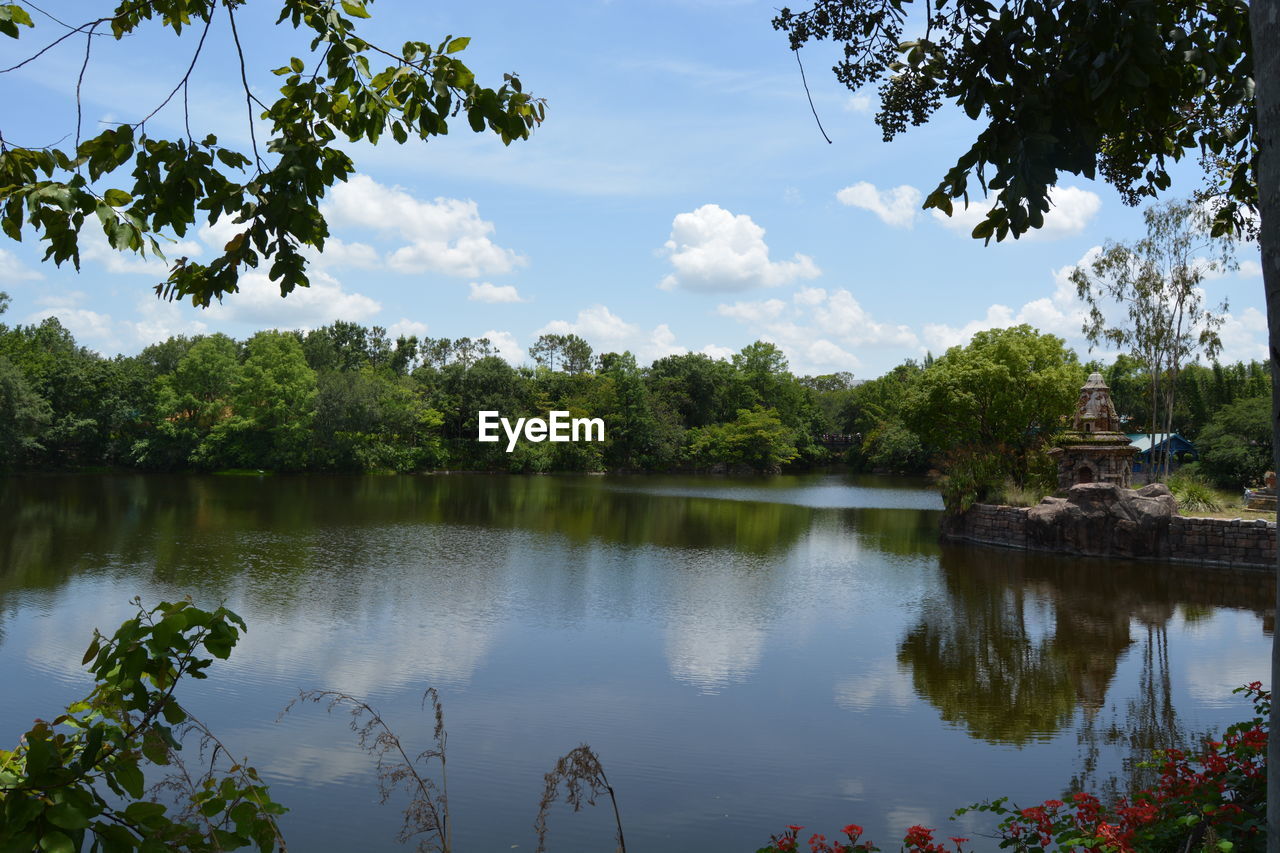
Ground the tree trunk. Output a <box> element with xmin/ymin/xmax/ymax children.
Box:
<box><xmin>1252</xmin><ymin>2</ymin><xmax>1280</xmax><ymax>849</ymax></box>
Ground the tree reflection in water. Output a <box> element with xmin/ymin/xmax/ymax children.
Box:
<box><xmin>899</xmin><ymin>544</ymin><xmax>1270</xmax><ymax>796</ymax></box>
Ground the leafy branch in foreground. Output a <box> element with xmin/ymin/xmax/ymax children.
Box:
<box><xmin>0</xmin><ymin>598</ymin><xmax>286</xmax><ymax>853</ymax></box>
<box><xmin>0</xmin><ymin>0</ymin><xmax>545</xmax><ymax>307</ymax></box>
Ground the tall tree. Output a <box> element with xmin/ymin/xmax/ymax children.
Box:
<box><xmin>1072</xmin><ymin>199</ymin><xmax>1232</xmax><ymax>480</ymax></box>
<box><xmin>198</xmin><ymin>330</ymin><xmax>315</xmax><ymax>469</ymax></box>
<box><xmin>906</xmin><ymin>325</ymin><xmax>1081</xmax><ymax>491</ymax></box>
<box><xmin>529</xmin><ymin>333</ymin><xmax>566</xmax><ymax>372</ymax></box>
<box><xmin>0</xmin><ymin>0</ymin><xmax>544</xmax><ymax>306</ymax></box>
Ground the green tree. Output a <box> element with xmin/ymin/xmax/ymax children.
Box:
<box><xmin>529</xmin><ymin>334</ymin><xmax>565</xmax><ymax>372</ymax></box>
<box><xmin>907</xmin><ymin>325</ymin><xmax>1081</xmax><ymax>494</ymax></box>
<box><xmin>0</xmin><ymin>316</ymin><xmax>103</xmax><ymax>467</ymax></box>
<box><xmin>840</xmin><ymin>359</ymin><xmax>928</xmax><ymax>472</ymax></box>
<box><xmin>312</xmin><ymin>365</ymin><xmax>444</xmax><ymax>471</ymax></box>
<box><xmin>0</xmin><ymin>353</ymin><xmax>49</xmax><ymax>468</ymax></box>
<box><xmin>593</xmin><ymin>351</ymin><xmax>678</xmax><ymax>470</ymax></box>
<box><xmin>0</xmin><ymin>291</ymin><xmax>49</xmax><ymax>468</ymax></box>
<box><xmin>1197</xmin><ymin>397</ymin><xmax>1272</xmax><ymax>489</ymax></box>
<box><xmin>198</xmin><ymin>331</ymin><xmax>316</xmax><ymax>469</ymax></box>
<box><xmin>133</xmin><ymin>334</ymin><xmax>243</xmax><ymax>469</ymax></box>
<box><xmin>0</xmin><ymin>0</ymin><xmax>544</xmax><ymax>307</ymax></box>
<box><xmin>647</xmin><ymin>352</ymin><xmax>739</xmax><ymax>428</ymax></box>
<box><xmin>561</xmin><ymin>334</ymin><xmax>594</xmax><ymax>375</ymax></box>
<box><xmin>687</xmin><ymin>406</ymin><xmax>799</xmax><ymax>473</ymax></box>
<box><xmin>1072</xmin><ymin>199</ymin><xmax>1231</xmax><ymax>480</ymax></box>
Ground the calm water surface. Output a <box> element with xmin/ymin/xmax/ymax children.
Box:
<box><xmin>0</xmin><ymin>473</ymin><xmax>1271</xmax><ymax>851</ymax></box>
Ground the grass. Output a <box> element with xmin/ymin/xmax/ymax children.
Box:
<box><xmin>1163</xmin><ymin>471</ymin><xmax>1273</xmax><ymax>519</ymax></box>
<box><xmin>1166</xmin><ymin>471</ymin><xmax>1223</xmax><ymax>514</ymax></box>
<box><xmin>991</xmin><ymin>479</ymin><xmax>1051</xmax><ymax>507</ymax></box>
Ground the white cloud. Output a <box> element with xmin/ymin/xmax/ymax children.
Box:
<box><xmin>716</xmin><ymin>287</ymin><xmax>918</xmax><ymax>374</ymax></box>
<box><xmin>835</xmin><ymin>182</ymin><xmax>922</xmax><ymax>228</ymax></box>
<box><xmin>647</xmin><ymin>323</ymin><xmax>686</xmax><ymax>360</ymax></box>
<box><xmin>310</xmin><ymin>237</ymin><xmax>381</xmax><ymax>270</ymax></box>
<box><xmin>323</xmin><ymin>174</ymin><xmax>525</xmax><ymax>277</ymax></box>
<box><xmin>700</xmin><ymin>343</ymin><xmax>735</xmax><ymax>360</ymax></box>
<box><xmin>915</xmin><ymin>243</ymin><xmax>1266</xmax><ymax>364</ymax></box>
<box><xmin>0</xmin><ymin>247</ymin><xmax>42</xmax><ymax>282</ymax></box>
<box><xmin>920</xmin><ymin>249</ymin><xmax>1096</xmax><ymax>352</ymax></box>
<box><xmin>387</xmin><ymin>318</ymin><xmax>429</xmax><ymax>340</ymax></box>
<box><xmin>1239</xmin><ymin>260</ymin><xmax>1262</xmax><ymax>278</ymax></box>
<box><xmin>845</xmin><ymin>94</ymin><xmax>872</xmax><ymax>113</ymax></box>
<box><xmin>481</xmin><ymin>329</ymin><xmax>524</xmax><ymax>364</ymax></box>
<box><xmin>805</xmin><ymin>288</ymin><xmax>920</xmax><ymax>347</ymax></box>
<box><xmin>658</xmin><ymin>204</ymin><xmax>820</xmax><ymax>292</ymax></box>
<box><xmin>26</xmin><ymin>291</ymin><xmax>121</xmax><ymax>353</ymax></box>
<box><xmin>203</xmin><ymin>269</ymin><xmax>381</xmax><ymax>329</ymax></box>
<box><xmin>124</xmin><ymin>296</ymin><xmax>209</xmax><ymax>348</ymax></box>
<box><xmin>930</xmin><ymin>185</ymin><xmax>1102</xmax><ymax>240</ymax></box>
<box><xmin>80</xmin><ymin>234</ymin><xmax>202</xmax><ymax>276</ymax></box>
<box><xmin>1216</xmin><ymin>307</ymin><xmax>1268</xmax><ymax>364</ymax></box>
<box><xmin>468</xmin><ymin>281</ymin><xmax>526</xmax><ymax>303</ymax></box>
<box><xmin>717</xmin><ymin>298</ymin><xmax>788</xmax><ymax>325</ymax></box>
<box><xmin>24</xmin><ymin>290</ymin><xmax>211</xmax><ymax>354</ymax></box>
<box><xmin>539</xmin><ymin>304</ymin><xmax>689</xmax><ymax>363</ymax></box>
<box><xmin>921</xmin><ymin>304</ymin><xmax>1018</xmax><ymax>353</ymax></box>
<box><xmin>541</xmin><ymin>304</ymin><xmax>637</xmax><ymax>345</ymax></box>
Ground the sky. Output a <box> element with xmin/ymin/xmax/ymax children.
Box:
<box><xmin>0</xmin><ymin>0</ymin><xmax>1267</xmax><ymax>378</ymax></box>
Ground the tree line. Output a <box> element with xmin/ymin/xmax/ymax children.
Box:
<box><xmin>0</xmin><ymin>296</ymin><xmax>840</xmax><ymax>474</ymax></box>
<box><xmin>2</xmin><ymin>295</ymin><xmax>1268</xmax><ymax>484</ymax></box>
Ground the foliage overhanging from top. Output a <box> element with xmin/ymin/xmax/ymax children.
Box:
<box><xmin>773</xmin><ymin>0</ymin><xmax>1255</xmax><ymax>241</ymax></box>
<box><xmin>0</xmin><ymin>0</ymin><xmax>545</xmax><ymax>306</ymax></box>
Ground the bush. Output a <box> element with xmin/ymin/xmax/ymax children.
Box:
<box><xmin>1167</xmin><ymin>470</ymin><xmax>1224</xmax><ymax>514</ymax></box>
<box><xmin>758</xmin><ymin>683</ymin><xmax>1268</xmax><ymax>853</ymax></box>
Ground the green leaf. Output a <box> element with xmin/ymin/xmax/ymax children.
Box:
<box><xmin>122</xmin><ymin>801</ymin><xmax>166</xmax><ymax>825</ymax></box>
<box><xmin>82</xmin><ymin>636</ymin><xmax>101</xmax><ymax>666</ymax></box>
<box><xmin>38</xmin><ymin>831</ymin><xmax>75</xmax><ymax>853</ymax></box>
<box><xmin>199</xmin><ymin>797</ymin><xmax>226</xmax><ymax>818</ymax></box>
<box><xmin>114</xmin><ymin>762</ymin><xmax>145</xmax><ymax>799</ymax></box>
<box><xmin>446</xmin><ymin>36</ymin><xmax>470</xmax><ymax>54</ymax></box>
<box><xmin>102</xmin><ymin>189</ymin><xmax>132</xmax><ymax>207</ymax></box>
<box><xmin>47</xmin><ymin>802</ymin><xmax>90</xmax><ymax>831</ymax></box>
<box><xmin>340</xmin><ymin>0</ymin><xmax>370</xmax><ymax>18</ymax></box>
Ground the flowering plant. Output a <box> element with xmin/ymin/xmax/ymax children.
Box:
<box><xmin>759</xmin><ymin>683</ymin><xmax>1268</xmax><ymax>853</ymax></box>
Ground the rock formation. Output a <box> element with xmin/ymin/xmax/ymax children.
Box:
<box><xmin>1026</xmin><ymin>482</ymin><xmax>1178</xmax><ymax>559</ymax></box>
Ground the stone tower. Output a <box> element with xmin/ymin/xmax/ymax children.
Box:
<box><xmin>1049</xmin><ymin>373</ymin><xmax>1138</xmax><ymax>490</ymax></box>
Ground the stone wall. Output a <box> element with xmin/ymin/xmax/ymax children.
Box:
<box><xmin>944</xmin><ymin>503</ymin><xmax>1030</xmax><ymax>549</ymax></box>
<box><xmin>1167</xmin><ymin>516</ymin><xmax>1277</xmax><ymax>570</ymax></box>
<box><xmin>944</xmin><ymin>485</ymin><xmax>1276</xmax><ymax>571</ymax></box>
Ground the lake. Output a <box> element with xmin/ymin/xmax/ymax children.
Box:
<box><xmin>0</xmin><ymin>473</ymin><xmax>1272</xmax><ymax>851</ymax></box>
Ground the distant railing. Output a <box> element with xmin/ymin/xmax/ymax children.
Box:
<box><xmin>818</xmin><ymin>433</ymin><xmax>858</xmax><ymax>449</ymax></box>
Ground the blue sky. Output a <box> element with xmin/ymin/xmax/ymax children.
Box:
<box><xmin>0</xmin><ymin>0</ymin><xmax>1266</xmax><ymax>377</ymax></box>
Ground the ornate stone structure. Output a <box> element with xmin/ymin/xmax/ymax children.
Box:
<box><xmin>1049</xmin><ymin>373</ymin><xmax>1138</xmax><ymax>490</ymax></box>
